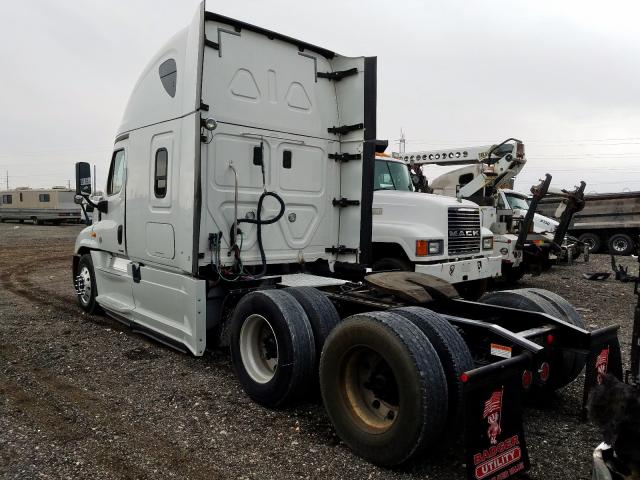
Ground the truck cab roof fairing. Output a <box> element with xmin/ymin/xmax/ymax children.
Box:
<box><xmin>117</xmin><ymin>4</ymin><xmax>204</xmax><ymax>136</ymax></box>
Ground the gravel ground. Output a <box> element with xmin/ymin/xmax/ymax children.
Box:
<box><xmin>0</xmin><ymin>222</ymin><xmax>636</xmax><ymax>480</ymax></box>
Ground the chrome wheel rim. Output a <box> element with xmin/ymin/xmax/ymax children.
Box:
<box><xmin>239</xmin><ymin>314</ymin><xmax>278</xmax><ymax>384</ymax></box>
<box><xmin>612</xmin><ymin>239</ymin><xmax>628</xmax><ymax>253</ymax></box>
<box><xmin>77</xmin><ymin>266</ymin><xmax>92</xmax><ymax>306</ymax></box>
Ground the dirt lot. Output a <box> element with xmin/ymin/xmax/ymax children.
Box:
<box><xmin>0</xmin><ymin>223</ymin><xmax>636</xmax><ymax>480</ymax></box>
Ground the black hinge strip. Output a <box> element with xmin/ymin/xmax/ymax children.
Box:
<box><xmin>328</xmin><ymin>123</ymin><xmax>364</xmax><ymax>135</ymax></box>
<box><xmin>332</xmin><ymin>197</ymin><xmax>360</xmax><ymax>208</ymax></box>
<box><xmin>328</xmin><ymin>152</ymin><xmax>361</xmax><ymax>162</ymax></box>
<box><xmin>200</xmin><ymin>102</ymin><xmax>210</xmax><ymax>112</ymax></box>
<box><xmin>325</xmin><ymin>246</ymin><xmax>358</xmax><ymax>255</ymax></box>
<box><xmin>317</xmin><ymin>67</ymin><xmax>358</xmax><ymax>81</ymax></box>
<box><xmin>205</xmin><ymin>37</ymin><xmax>220</xmax><ymax>50</ymax></box>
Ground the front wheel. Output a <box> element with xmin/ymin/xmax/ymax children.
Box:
<box><xmin>75</xmin><ymin>254</ymin><xmax>101</xmax><ymax>314</ymax></box>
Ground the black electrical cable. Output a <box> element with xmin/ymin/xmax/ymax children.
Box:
<box><xmin>237</xmin><ymin>190</ymin><xmax>285</xmax><ymax>278</ymax></box>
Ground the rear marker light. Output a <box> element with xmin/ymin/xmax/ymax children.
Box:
<box><xmin>539</xmin><ymin>362</ymin><xmax>550</xmax><ymax>382</ymax></box>
<box><xmin>460</xmin><ymin>373</ymin><xmax>469</xmax><ymax>383</ymax></box>
<box><xmin>546</xmin><ymin>334</ymin><xmax>555</xmax><ymax>346</ymax></box>
<box><xmin>522</xmin><ymin>370</ymin><xmax>533</xmax><ymax>389</ymax></box>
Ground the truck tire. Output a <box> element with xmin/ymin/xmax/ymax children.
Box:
<box><xmin>75</xmin><ymin>254</ymin><xmax>102</xmax><ymax>314</ymax></box>
<box><xmin>371</xmin><ymin>257</ymin><xmax>411</xmax><ymax>272</ymax></box>
<box><xmin>522</xmin><ymin>288</ymin><xmax>587</xmax><ymax>384</ymax></box>
<box><xmin>392</xmin><ymin>306</ymin><xmax>473</xmax><ymax>445</ymax></box>
<box><xmin>454</xmin><ymin>278</ymin><xmax>488</xmax><ymax>301</ymax></box>
<box><xmin>578</xmin><ymin>232</ymin><xmax>601</xmax><ymax>253</ymax></box>
<box><xmin>608</xmin><ymin>233</ymin><xmax>634</xmax><ymax>256</ymax></box>
<box><xmin>284</xmin><ymin>286</ymin><xmax>340</xmax><ymax>375</ymax></box>
<box><xmin>320</xmin><ymin>311</ymin><xmax>447</xmax><ymax>466</ymax></box>
<box><xmin>230</xmin><ymin>290</ymin><xmax>316</xmax><ymax>408</ymax></box>
<box><xmin>502</xmin><ymin>264</ymin><xmax>526</xmax><ymax>283</ymax></box>
<box><xmin>479</xmin><ymin>289</ymin><xmax>583</xmax><ymax>390</ymax></box>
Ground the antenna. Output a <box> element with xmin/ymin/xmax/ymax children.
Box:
<box><xmin>399</xmin><ymin>129</ymin><xmax>406</xmax><ymax>154</ymax></box>
<box><xmin>5</xmin><ymin>171</ymin><xmax>8</xmax><ymax>190</ymax></box>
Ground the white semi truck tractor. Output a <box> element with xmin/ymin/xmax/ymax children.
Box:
<box><xmin>371</xmin><ymin>148</ymin><xmax>501</xmax><ymax>299</ymax></box>
<box><xmin>70</xmin><ymin>5</ymin><xmax>623</xmax><ymax>479</ymax></box>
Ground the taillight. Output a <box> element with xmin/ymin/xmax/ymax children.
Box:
<box><xmin>538</xmin><ymin>362</ymin><xmax>550</xmax><ymax>383</ymax></box>
<box><xmin>522</xmin><ymin>370</ymin><xmax>533</xmax><ymax>389</ymax></box>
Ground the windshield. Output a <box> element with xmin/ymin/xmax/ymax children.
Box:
<box><xmin>374</xmin><ymin>160</ymin><xmax>413</xmax><ymax>191</ymax></box>
<box><xmin>505</xmin><ymin>193</ymin><xmax>530</xmax><ymax>211</ymax></box>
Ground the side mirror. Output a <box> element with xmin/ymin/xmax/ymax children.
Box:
<box><xmin>75</xmin><ymin>162</ymin><xmax>92</xmax><ymax>195</ymax></box>
<box><xmin>74</xmin><ymin>194</ymin><xmax>84</xmax><ymax>205</ymax></box>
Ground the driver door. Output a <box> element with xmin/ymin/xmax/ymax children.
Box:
<box><xmin>91</xmin><ymin>144</ymin><xmax>135</xmax><ymax>314</ymax></box>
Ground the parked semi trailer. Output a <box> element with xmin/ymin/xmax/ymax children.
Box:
<box><xmin>0</xmin><ymin>186</ymin><xmax>81</xmax><ymax>224</ymax></box>
<box><xmin>71</xmin><ymin>4</ymin><xmax>623</xmax><ymax>479</ymax></box>
<box><xmin>538</xmin><ymin>190</ymin><xmax>640</xmax><ymax>255</ymax></box>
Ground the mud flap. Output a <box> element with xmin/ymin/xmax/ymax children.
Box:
<box><xmin>582</xmin><ymin>327</ymin><xmax>623</xmax><ymax>414</ymax></box>
<box><xmin>464</xmin><ymin>354</ymin><xmax>530</xmax><ymax>480</ymax></box>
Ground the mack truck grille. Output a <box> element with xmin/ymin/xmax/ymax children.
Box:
<box><xmin>448</xmin><ymin>207</ymin><xmax>481</xmax><ymax>255</ymax></box>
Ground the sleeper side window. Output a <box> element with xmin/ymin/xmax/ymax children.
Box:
<box><xmin>107</xmin><ymin>150</ymin><xmax>126</xmax><ymax>196</ymax></box>
<box><xmin>39</xmin><ymin>194</ymin><xmax>50</xmax><ymax>202</ymax></box>
<box><xmin>154</xmin><ymin>148</ymin><xmax>168</xmax><ymax>198</ymax></box>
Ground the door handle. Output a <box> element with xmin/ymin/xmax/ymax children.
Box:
<box><xmin>117</xmin><ymin>225</ymin><xmax>123</xmax><ymax>245</ymax></box>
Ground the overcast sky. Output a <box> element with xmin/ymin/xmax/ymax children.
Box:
<box><xmin>1</xmin><ymin>0</ymin><xmax>639</xmax><ymax>193</ymax></box>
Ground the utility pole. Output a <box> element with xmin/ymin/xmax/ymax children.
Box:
<box><xmin>399</xmin><ymin>129</ymin><xmax>406</xmax><ymax>154</ymax></box>
<box><xmin>93</xmin><ymin>164</ymin><xmax>96</xmax><ymax>193</ymax></box>
<box><xmin>67</xmin><ymin>179</ymin><xmax>71</xmax><ymax>189</ymax></box>
<box><xmin>5</xmin><ymin>171</ymin><xmax>8</xmax><ymax>190</ymax></box>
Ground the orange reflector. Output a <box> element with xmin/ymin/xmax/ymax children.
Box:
<box><xmin>90</xmin><ymin>232</ymin><xmax>97</xmax><ymax>238</ymax></box>
<box><xmin>416</xmin><ymin>240</ymin><xmax>428</xmax><ymax>256</ymax></box>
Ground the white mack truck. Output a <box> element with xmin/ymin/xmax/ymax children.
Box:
<box><xmin>396</xmin><ymin>139</ymin><xmax>586</xmax><ymax>279</ymax></box>
<box><xmin>71</xmin><ymin>5</ymin><xmax>622</xmax><ymax>479</ymax></box>
<box><xmin>371</xmin><ymin>148</ymin><xmax>501</xmax><ymax>299</ymax></box>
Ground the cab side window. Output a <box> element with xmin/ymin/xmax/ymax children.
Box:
<box><xmin>107</xmin><ymin>150</ymin><xmax>126</xmax><ymax>195</ymax></box>
<box><xmin>154</xmin><ymin>148</ymin><xmax>168</xmax><ymax>198</ymax></box>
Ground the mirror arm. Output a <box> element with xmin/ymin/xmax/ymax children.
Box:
<box><xmin>80</xmin><ymin>192</ymin><xmax>108</xmax><ymax>214</ymax></box>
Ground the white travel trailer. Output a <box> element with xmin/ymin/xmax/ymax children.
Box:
<box><xmin>71</xmin><ymin>4</ymin><xmax>622</xmax><ymax>478</ymax></box>
<box><xmin>0</xmin><ymin>187</ymin><xmax>81</xmax><ymax>224</ymax></box>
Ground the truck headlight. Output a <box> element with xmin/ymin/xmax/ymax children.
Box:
<box><xmin>482</xmin><ymin>236</ymin><xmax>494</xmax><ymax>250</ymax></box>
<box><xmin>416</xmin><ymin>240</ymin><xmax>443</xmax><ymax>256</ymax></box>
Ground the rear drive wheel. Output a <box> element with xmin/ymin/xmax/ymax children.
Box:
<box><xmin>480</xmin><ymin>289</ymin><xmax>584</xmax><ymax>389</ymax></box>
<box><xmin>230</xmin><ymin>290</ymin><xmax>316</xmax><ymax>408</ymax></box>
<box><xmin>371</xmin><ymin>257</ymin><xmax>412</xmax><ymax>272</ymax></box>
<box><xmin>392</xmin><ymin>306</ymin><xmax>473</xmax><ymax>445</ymax></box>
<box><xmin>608</xmin><ymin>233</ymin><xmax>634</xmax><ymax>256</ymax></box>
<box><xmin>320</xmin><ymin>311</ymin><xmax>448</xmax><ymax>466</ymax></box>
<box><xmin>578</xmin><ymin>232</ymin><xmax>601</xmax><ymax>253</ymax></box>
<box><xmin>75</xmin><ymin>254</ymin><xmax>101</xmax><ymax>314</ymax></box>
<box><xmin>284</xmin><ymin>286</ymin><xmax>340</xmax><ymax>367</ymax></box>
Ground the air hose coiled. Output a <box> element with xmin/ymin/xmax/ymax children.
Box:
<box><xmin>237</xmin><ymin>190</ymin><xmax>285</xmax><ymax>278</ymax></box>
